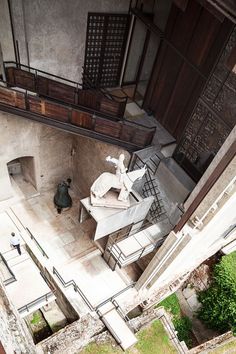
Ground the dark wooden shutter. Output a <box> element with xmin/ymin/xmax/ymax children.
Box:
<box><xmin>84</xmin><ymin>13</ymin><xmax>130</xmax><ymax>88</ymax></box>
<box><xmin>144</xmin><ymin>0</ymin><xmax>233</xmax><ymax>141</ymax></box>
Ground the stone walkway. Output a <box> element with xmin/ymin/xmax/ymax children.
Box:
<box><xmin>177</xmin><ymin>289</ymin><xmax>217</xmax><ymax>344</ymax></box>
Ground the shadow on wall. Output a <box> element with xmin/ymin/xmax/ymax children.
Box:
<box><xmin>71</xmin><ymin>135</ymin><xmax>130</xmax><ymax>198</ymax></box>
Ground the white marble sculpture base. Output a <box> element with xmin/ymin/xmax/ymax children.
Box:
<box><xmin>90</xmin><ymin>190</ymin><xmax>130</xmax><ymax>209</ymax></box>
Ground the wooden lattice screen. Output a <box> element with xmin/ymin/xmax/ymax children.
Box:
<box><xmin>83</xmin><ymin>13</ymin><xmax>130</xmax><ymax>88</ymax></box>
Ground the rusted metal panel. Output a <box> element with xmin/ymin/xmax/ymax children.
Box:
<box><xmin>71</xmin><ymin>110</ymin><xmax>93</xmax><ymax>129</ymax></box>
<box><xmin>174</xmin><ymin>27</ymin><xmax>236</xmax><ymax>180</ymax></box>
<box><xmin>0</xmin><ymin>87</ymin><xmax>25</xmax><ymax>109</ymax></box>
<box><xmin>99</xmin><ymin>98</ymin><xmax>121</xmax><ymax>117</ymax></box>
<box><xmin>43</xmin><ymin>101</ymin><xmax>69</xmax><ymax>122</ymax></box>
<box><xmin>5</xmin><ymin>66</ymin><xmax>126</xmax><ymax>119</ymax></box>
<box><xmin>28</xmin><ymin>95</ymin><xmax>42</xmax><ymax>114</ymax></box>
<box><xmin>94</xmin><ymin>119</ymin><xmax>121</xmax><ymax>138</ymax></box>
<box><xmin>78</xmin><ymin>90</ymin><xmax>100</xmax><ymax>111</ymax></box>
<box><xmin>13</xmin><ymin>68</ymin><xmax>35</xmax><ymax>91</ymax></box>
<box><xmin>47</xmin><ymin>79</ymin><xmax>76</xmax><ymax>104</ymax></box>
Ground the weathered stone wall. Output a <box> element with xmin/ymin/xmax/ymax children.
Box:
<box><xmin>8</xmin><ymin>0</ymin><xmax>129</xmax><ymax>81</ymax></box>
<box><xmin>188</xmin><ymin>331</ymin><xmax>234</xmax><ymax>354</ymax></box>
<box><xmin>0</xmin><ymin>111</ymin><xmax>73</xmax><ymax>200</ymax></box>
<box><xmin>72</xmin><ymin>135</ymin><xmax>130</xmax><ymax>198</ymax></box>
<box><xmin>0</xmin><ymin>111</ymin><xmax>129</xmax><ymax>201</ymax></box>
<box><xmin>0</xmin><ymin>282</ymin><xmax>36</xmax><ymax>354</ymax></box>
<box><xmin>36</xmin><ymin>314</ymin><xmax>104</xmax><ymax>354</ymax></box>
<box><xmin>0</xmin><ymin>0</ymin><xmax>15</xmax><ymax>62</ymax></box>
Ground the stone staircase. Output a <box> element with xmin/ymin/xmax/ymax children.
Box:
<box><xmin>108</xmin><ymin>224</ymin><xmax>164</xmax><ymax>268</ymax></box>
<box><xmin>97</xmin><ymin>301</ymin><xmax>137</xmax><ymax>350</ymax></box>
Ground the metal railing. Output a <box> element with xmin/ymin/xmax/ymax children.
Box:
<box><xmin>0</xmin><ymin>252</ymin><xmax>17</xmax><ymax>285</ymax></box>
<box><xmin>52</xmin><ymin>266</ymin><xmax>94</xmax><ymax>311</ymax></box>
<box><xmin>133</xmin><ymin>154</ymin><xmax>168</xmax><ymax>223</ymax></box>
<box><xmin>18</xmin><ymin>291</ymin><xmax>54</xmax><ymax>314</ymax></box>
<box><xmin>82</xmin><ymin>69</ymin><xmax>128</xmax><ymax>103</ymax></box>
<box><xmin>0</xmin><ymin>82</ymin><xmax>156</xmax><ymax>150</ymax></box>
<box><xmin>4</xmin><ymin>61</ymin><xmax>127</xmax><ymax>104</ymax></box>
<box><xmin>26</xmin><ymin>228</ymin><xmax>49</xmax><ymax>259</ymax></box>
<box><xmin>107</xmin><ymin>232</ymin><xmax>165</xmax><ymax>270</ymax></box>
<box><xmin>53</xmin><ymin>266</ymin><xmax>135</xmax><ymax>314</ymax></box>
<box><xmin>95</xmin><ymin>283</ymin><xmax>135</xmax><ymax>311</ymax></box>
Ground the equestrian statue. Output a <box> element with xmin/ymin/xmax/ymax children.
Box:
<box><xmin>90</xmin><ymin>154</ymin><xmax>146</xmax><ymax>208</ymax></box>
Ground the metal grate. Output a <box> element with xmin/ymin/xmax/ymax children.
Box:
<box><xmin>133</xmin><ymin>157</ymin><xmax>167</xmax><ymax>223</ymax></box>
<box><xmin>84</xmin><ymin>13</ymin><xmax>130</xmax><ymax>88</ymax></box>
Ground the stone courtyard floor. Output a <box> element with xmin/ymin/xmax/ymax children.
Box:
<box><xmin>1</xmin><ymin>186</ymin><xmax>138</xmax><ymax>315</ymax></box>
<box><xmin>79</xmin><ymin>319</ymin><xmax>177</xmax><ymax>354</ymax></box>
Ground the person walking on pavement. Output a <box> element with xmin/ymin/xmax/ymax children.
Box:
<box><xmin>10</xmin><ymin>232</ymin><xmax>21</xmax><ymax>255</ymax></box>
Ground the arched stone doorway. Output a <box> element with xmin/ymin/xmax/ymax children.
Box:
<box><xmin>7</xmin><ymin>156</ymin><xmax>38</xmax><ymax>199</ymax></box>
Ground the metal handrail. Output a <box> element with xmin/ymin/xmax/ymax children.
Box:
<box><xmin>0</xmin><ymin>82</ymin><xmax>156</xmax><ymax>150</ymax></box>
<box><xmin>53</xmin><ymin>266</ymin><xmax>135</xmax><ymax>313</ymax></box>
<box><xmin>4</xmin><ymin>61</ymin><xmax>127</xmax><ymax>104</ymax></box>
<box><xmin>95</xmin><ymin>283</ymin><xmax>135</xmax><ymax>311</ymax></box>
<box><xmin>18</xmin><ymin>291</ymin><xmax>54</xmax><ymax>314</ymax></box>
<box><xmin>52</xmin><ymin>267</ymin><xmax>94</xmax><ymax>311</ymax></box>
<box><xmin>4</xmin><ymin>61</ymin><xmax>81</xmax><ymax>86</ymax></box>
<box><xmin>82</xmin><ymin>69</ymin><xmax>128</xmax><ymax>103</ymax></box>
<box><xmin>26</xmin><ymin>228</ymin><xmax>49</xmax><ymax>259</ymax></box>
<box><xmin>0</xmin><ymin>252</ymin><xmax>17</xmax><ymax>285</ymax></box>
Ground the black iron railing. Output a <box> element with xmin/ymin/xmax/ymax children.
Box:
<box><xmin>0</xmin><ymin>252</ymin><xmax>17</xmax><ymax>285</ymax></box>
<box><xmin>52</xmin><ymin>266</ymin><xmax>94</xmax><ymax>311</ymax></box>
<box><xmin>26</xmin><ymin>228</ymin><xmax>49</xmax><ymax>259</ymax></box>
<box><xmin>0</xmin><ymin>82</ymin><xmax>156</xmax><ymax>150</ymax></box>
<box><xmin>53</xmin><ymin>266</ymin><xmax>135</xmax><ymax>314</ymax></box>
<box><xmin>4</xmin><ymin>61</ymin><xmax>127</xmax><ymax>104</ymax></box>
<box><xmin>95</xmin><ymin>283</ymin><xmax>135</xmax><ymax>311</ymax></box>
<box><xmin>106</xmin><ymin>232</ymin><xmax>165</xmax><ymax>270</ymax></box>
<box><xmin>18</xmin><ymin>291</ymin><xmax>54</xmax><ymax>314</ymax></box>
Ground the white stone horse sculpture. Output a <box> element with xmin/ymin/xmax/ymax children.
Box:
<box><xmin>91</xmin><ymin>166</ymin><xmax>146</xmax><ymax>202</ymax></box>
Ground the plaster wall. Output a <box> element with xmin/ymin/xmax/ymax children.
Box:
<box><xmin>147</xmin><ymin>189</ymin><xmax>236</xmax><ymax>293</ymax></box>
<box><xmin>9</xmin><ymin>0</ymin><xmax>129</xmax><ymax>81</ymax></box>
<box><xmin>72</xmin><ymin>135</ymin><xmax>130</xmax><ymax>198</ymax></box>
<box><xmin>0</xmin><ymin>0</ymin><xmax>15</xmax><ymax>62</ymax></box>
<box><xmin>0</xmin><ymin>111</ymin><xmax>73</xmax><ymax>200</ymax></box>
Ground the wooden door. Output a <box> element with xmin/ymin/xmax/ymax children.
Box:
<box><xmin>83</xmin><ymin>13</ymin><xmax>130</xmax><ymax>88</ymax></box>
<box><xmin>144</xmin><ymin>0</ymin><xmax>233</xmax><ymax>141</ymax></box>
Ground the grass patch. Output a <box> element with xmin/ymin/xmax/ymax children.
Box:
<box><xmin>79</xmin><ymin>320</ymin><xmax>177</xmax><ymax>354</ymax></box>
<box><xmin>157</xmin><ymin>293</ymin><xmax>181</xmax><ymax>317</ymax></box>
<box><xmin>80</xmin><ymin>342</ymin><xmax>121</xmax><ymax>354</ymax></box>
<box><xmin>173</xmin><ymin>316</ymin><xmax>192</xmax><ymax>347</ymax></box>
<box><xmin>156</xmin><ymin>294</ymin><xmax>193</xmax><ymax>347</ymax></box>
<box><xmin>30</xmin><ymin>312</ymin><xmax>41</xmax><ymax>325</ymax></box>
<box><xmin>131</xmin><ymin>320</ymin><xmax>176</xmax><ymax>354</ymax></box>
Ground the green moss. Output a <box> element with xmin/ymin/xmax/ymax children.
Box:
<box><xmin>30</xmin><ymin>312</ymin><xmax>41</xmax><ymax>325</ymax></box>
<box><xmin>157</xmin><ymin>293</ymin><xmax>181</xmax><ymax>317</ymax></box>
<box><xmin>198</xmin><ymin>251</ymin><xmax>236</xmax><ymax>333</ymax></box>
<box><xmin>173</xmin><ymin>316</ymin><xmax>192</xmax><ymax>347</ymax></box>
<box><xmin>79</xmin><ymin>320</ymin><xmax>177</xmax><ymax>354</ymax></box>
<box><xmin>132</xmin><ymin>320</ymin><xmax>176</xmax><ymax>354</ymax></box>
<box><xmin>156</xmin><ymin>294</ymin><xmax>193</xmax><ymax>347</ymax></box>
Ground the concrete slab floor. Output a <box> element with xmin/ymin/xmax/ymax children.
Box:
<box><xmin>8</xmin><ymin>190</ymin><xmax>136</xmax><ymax>309</ymax></box>
<box><xmin>0</xmin><ymin>211</ymin><xmax>52</xmax><ymax>311</ymax></box>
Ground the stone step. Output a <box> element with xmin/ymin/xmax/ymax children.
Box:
<box><xmin>6</xmin><ymin>251</ymin><xmax>30</xmax><ymax>268</ymax></box>
<box><xmin>101</xmin><ymin>306</ymin><xmax>137</xmax><ymax>350</ymax></box>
